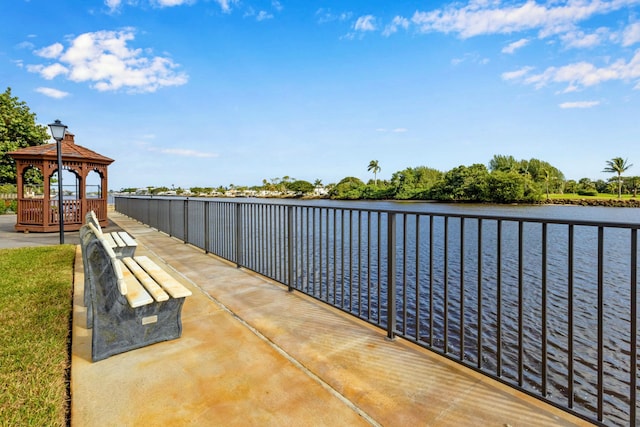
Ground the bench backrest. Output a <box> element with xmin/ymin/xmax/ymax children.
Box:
<box><xmin>85</xmin><ymin>211</ymin><xmax>103</xmax><ymax>236</ymax></box>
<box><xmin>79</xmin><ymin>224</ymin><xmax>97</xmax><ymax>307</ymax></box>
<box><xmin>83</xmin><ymin>224</ymin><xmax>129</xmax><ymax>312</ymax></box>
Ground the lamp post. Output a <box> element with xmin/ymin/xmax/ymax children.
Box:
<box><xmin>48</xmin><ymin>120</ymin><xmax>68</xmax><ymax>244</ymax></box>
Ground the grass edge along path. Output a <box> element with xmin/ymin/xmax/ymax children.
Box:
<box><xmin>0</xmin><ymin>245</ymin><xmax>76</xmax><ymax>426</ymax></box>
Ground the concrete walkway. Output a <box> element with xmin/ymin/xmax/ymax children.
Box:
<box><xmin>2</xmin><ymin>213</ymin><xmax>593</xmax><ymax>426</ymax></box>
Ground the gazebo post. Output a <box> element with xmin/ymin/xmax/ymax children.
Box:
<box><xmin>43</xmin><ymin>162</ymin><xmax>52</xmax><ymax>228</ymax></box>
<box><xmin>79</xmin><ymin>170</ymin><xmax>87</xmax><ymax>229</ymax></box>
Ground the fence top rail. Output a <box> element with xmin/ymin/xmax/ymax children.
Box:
<box><xmin>115</xmin><ymin>196</ymin><xmax>640</xmax><ymax>230</ymax></box>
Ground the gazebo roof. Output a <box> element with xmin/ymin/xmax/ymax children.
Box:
<box><xmin>9</xmin><ymin>133</ymin><xmax>114</xmax><ymax>165</ymax></box>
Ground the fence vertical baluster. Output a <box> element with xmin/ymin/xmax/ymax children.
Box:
<box><xmin>415</xmin><ymin>215</ymin><xmax>421</xmax><ymax>342</ymax></box>
<box><xmin>497</xmin><ymin>219</ymin><xmax>502</xmax><ymax>377</ymax></box>
<box><xmin>444</xmin><ymin>216</ymin><xmax>449</xmax><ymax>353</ymax></box>
<box><xmin>597</xmin><ymin>226</ymin><xmax>604</xmax><ymax>422</ymax></box>
<box><xmin>630</xmin><ymin>228</ymin><xmax>637</xmax><ymax>425</ymax></box>
<box><xmin>568</xmin><ymin>224</ymin><xmax>574</xmax><ymax>409</ymax></box>
<box><xmin>204</xmin><ymin>201</ymin><xmax>210</xmax><ymax>254</ymax></box>
<box><xmin>358</xmin><ymin>211</ymin><xmax>362</xmax><ymax>317</ymax></box>
<box><xmin>236</xmin><ymin>203</ymin><xmax>243</xmax><ymax>268</ymax></box>
<box><xmin>477</xmin><ymin>218</ymin><xmax>483</xmax><ymax>369</ymax></box>
<box><xmin>287</xmin><ymin>205</ymin><xmax>293</xmax><ymax>292</ymax></box>
<box><xmin>542</xmin><ymin>222</ymin><xmax>548</xmax><ymax>397</ymax></box>
<box><xmin>183</xmin><ymin>199</ymin><xmax>188</xmax><ymax>244</ymax></box>
<box><xmin>368</xmin><ymin>211</ymin><xmax>372</xmax><ymax>320</ymax></box>
<box><xmin>377</xmin><ymin>212</ymin><xmax>382</xmax><ymax>324</ymax></box>
<box><xmin>429</xmin><ymin>215</ymin><xmax>434</xmax><ymax>347</ymax></box>
<box><xmin>403</xmin><ymin>213</ymin><xmax>408</xmax><ymax>336</ymax></box>
<box><xmin>518</xmin><ymin>221</ymin><xmax>524</xmax><ymax>387</ymax></box>
<box><xmin>387</xmin><ymin>212</ymin><xmax>396</xmax><ymax>340</ymax></box>
<box><xmin>460</xmin><ymin>217</ymin><xmax>465</xmax><ymax>361</ymax></box>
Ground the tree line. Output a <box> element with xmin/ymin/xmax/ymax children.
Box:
<box><xmin>327</xmin><ymin>156</ymin><xmax>635</xmax><ymax>203</ymax></box>
<box><xmin>329</xmin><ymin>156</ymin><xmax>568</xmax><ymax>203</ymax></box>
<box><xmin>143</xmin><ymin>154</ymin><xmax>634</xmax><ymax>205</ymax></box>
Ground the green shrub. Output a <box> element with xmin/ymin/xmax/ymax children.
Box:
<box><xmin>577</xmin><ymin>189</ymin><xmax>598</xmax><ymax>196</ymax></box>
<box><xmin>0</xmin><ymin>199</ymin><xmax>17</xmax><ymax>214</ymax></box>
<box><xmin>329</xmin><ymin>177</ymin><xmax>365</xmax><ymax>199</ymax></box>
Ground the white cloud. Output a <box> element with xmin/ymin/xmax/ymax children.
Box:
<box><xmin>35</xmin><ymin>87</ymin><xmax>70</xmax><ymax>99</ymax></box>
<box><xmin>104</xmin><ymin>0</ymin><xmax>121</xmax><ymax>11</ymax></box>
<box><xmin>452</xmin><ymin>52</ymin><xmax>490</xmax><ymax>66</ymax></box>
<box><xmin>522</xmin><ymin>49</ymin><xmax>640</xmax><ymax>91</ymax></box>
<box><xmin>215</xmin><ymin>0</ymin><xmax>238</xmax><ymax>13</ymax></box>
<box><xmin>316</xmin><ymin>9</ymin><xmax>351</xmax><ymax>24</ymax></box>
<box><xmin>158</xmin><ymin>148</ymin><xmax>218</xmax><ymax>158</ymax></box>
<box><xmin>105</xmin><ymin>0</ymin><xmax>195</xmax><ymax>11</ymax></box>
<box><xmin>152</xmin><ymin>0</ymin><xmax>194</xmax><ymax>6</ymax></box>
<box><xmin>16</xmin><ymin>41</ymin><xmax>35</xmax><ymax>50</ymax></box>
<box><xmin>560</xmin><ymin>28</ymin><xmax>608</xmax><ymax>48</ymax></box>
<box><xmin>354</xmin><ymin>15</ymin><xmax>376</xmax><ymax>32</ymax></box>
<box><xmin>383</xmin><ymin>16</ymin><xmax>410</xmax><ymax>36</ymax></box>
<box><xmin>622</xmin><ymin>22</ymin><xmax>640</xmax><ymax>46</ymax></box>
<box><xmin>256</xmin><ymin>11</ymin><xmax>273</xmax><ymax>21</ymax></box>
<box><xmin>559</xmin><ymin>100</ymin><xmax>600</xmax><ymax>108</ymax></box>
<box><xmin>409</xmin><ymin>0</ymin><xmax>638</xmax><ymax>39</ymax></box>
<box><xmin>28</xmin><ymin>29</ymin><xmax>188</xmax><ymax>93</ymax></box>
<box><xmin>27</xmin><ymin>63</ymin><xmax>69</xmax><ymax>80</ymax></box>
<box><xmin>501</xmin><ymin>66</ymin><xmax>535</xmax><ymax>81</ymax></box>
<box><xmin>34</xmin><ymin>43</ymin><xmax>64</xmax><ymax>59</ymax></box>
<box><xmin>502</xmin><ymin>38</ymin><xmax>530</xmax><ymax>54</ymax></box>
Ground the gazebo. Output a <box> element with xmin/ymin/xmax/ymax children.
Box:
<box><xmin>9</xmin><ymin>132</ymin><xmax>114</xmax><ymax>232</ymax></box>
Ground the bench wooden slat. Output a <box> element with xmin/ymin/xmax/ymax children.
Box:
<box><xmin>134</xmin><ymin>256</ymin><xmax>193</xmax><ymax>299</ymax></box>
<box><xmin>111</xmin><ymin>232</ymin><xmax>126</xmax><ymax>248</ymax></box>
<box><xmin>116</xmin><ymin>259</ymin><xmax>154</xmax><ymax>307</ymax></box>
<box><xmin>118</xmin><ymin>232</ymin><xmax>138</xmax><ymax>247</ymax></box>
<box><xmin>102</xmin><ymin>233</ymin><xmax>117</xmax><ymax>249</ymax></box>
<box><xmin>122</xmin><ymin>257</ymin><xmax>170</xmax><ymax>302</ymax></box>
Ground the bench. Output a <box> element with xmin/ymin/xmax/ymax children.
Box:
<box><xmin>85</xmin><ymin>211</ymin><xmax>138</xmax><ymax>258</ymax></box>
<box><xmin>81</xmin><ymin>223</ymin><xmax>192</xmax><ymax>362</ymax></box>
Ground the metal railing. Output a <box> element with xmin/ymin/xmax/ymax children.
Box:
<box><xmin>115</xmin><ymin>196</ymin><xmax>639</xmax><ymax>426</ymax></box>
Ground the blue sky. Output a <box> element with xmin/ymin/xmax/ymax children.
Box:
<box><xmin>2</xmin><ymin>0</ymin><xmax>639</xmax><ymax>191</ymax></box>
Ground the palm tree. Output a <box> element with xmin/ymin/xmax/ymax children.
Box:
<box><xmin>603</xmin><ymin>157</ymin><xmax>633</xmax><ymax>198</ymax></box>
<box><xmin>368</xmin><ymin>160</ymin><xmax>381</xmax><ymax>185</ymax></box>
<box><xmin>543</xmin><ymin>169</ymin><xmax>550</xmax><ymax>200</ymax></box>
<box><xmin>628</xmin><ymin>176</ymin><xmax>639</xmax><ymax>198</ymax></box>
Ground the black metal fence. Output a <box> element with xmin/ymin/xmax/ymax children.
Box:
<box><xmin>115</xmin><ymin>196</ymin><xmax>639</xmax><ymax>426</ymax></box>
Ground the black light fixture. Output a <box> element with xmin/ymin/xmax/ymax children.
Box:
<box><xmin>48</xmin><ymin>119</ymin><xmax>68</xmax><ymax>244</ymax></box>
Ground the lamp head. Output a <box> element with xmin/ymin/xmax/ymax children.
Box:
<box><xmin>48</xmin><ymin>119</ymin><xmax>67</xmax><ymax>142</ymax></box>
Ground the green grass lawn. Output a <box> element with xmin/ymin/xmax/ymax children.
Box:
<box><xmin>0</xmin><ymin>245</ymin><xmax>75</xmax><ymax>426</ymax></box>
